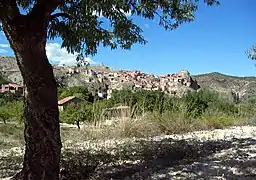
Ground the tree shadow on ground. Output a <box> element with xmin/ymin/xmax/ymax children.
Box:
<box><xmin>1</xmin><ymin>138</ymin><xmax>255</xmax><ymax>180</ymax></box>
<box><xmin>59</xmin><ymin>138</ymin><xmax>256</xmax><ymax>180</ymax></box>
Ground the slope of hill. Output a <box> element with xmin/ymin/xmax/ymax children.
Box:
<box><xmin>0</xmin><ymin>56</ymin><xmax>22</xmax><ymax>85</ymax></box>
<box><xmin>193</xmin><ymin>72</ymin><xmax>256</xmax><ymax>102</ymax></box>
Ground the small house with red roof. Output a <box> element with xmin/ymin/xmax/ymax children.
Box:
<box><xmin>0</xmin><ymin>83</ymin><xmax>24</xmax><ymax>96</ymax></box>
<box><xmin>58</xmin><ymin>96</ymin><xmax>82</xmax><ymax>111</ymax></box>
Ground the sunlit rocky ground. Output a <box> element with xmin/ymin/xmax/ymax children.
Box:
<box><xmin>0</xmin><ymin>126</ymin><xmax>256</xmax><ymax>180</ymax></box>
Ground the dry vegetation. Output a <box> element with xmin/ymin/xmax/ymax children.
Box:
<box><xmin>1</xmin><ymin>88</ymin><xmax>256</xmax><ymax>179</ymax></box>
<box><xmin>1</xmin><ymin>117</ymin><xmax>256</xmax><ymax>179</ymax></box>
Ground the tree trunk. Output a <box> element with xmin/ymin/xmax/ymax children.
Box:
<box><xmin>3</xmin><ymin>16</ymin><xmax>62</xmax><ymax>180</ymax></box>
<box><xmin>20</xmin><ymin>52</ymin><xmax>61</xmax><ymax>180</ymax></box>
<box><xmin>76</xmin><ymin>120</ymin><xmax>80</xmax><ymax>129</ymax></box>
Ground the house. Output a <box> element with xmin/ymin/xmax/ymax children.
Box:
<box><xmin>68</xmin><ymin>67</ymin><xmax>80</xmax><ymax>74</ymax></box>
<box><xmin>0</xmin><ymin>83</ymin><xmax>24</xmax><ymax>96</ymax></box>
<box><xmin>58</xmin><ymin>96</ymin><xmax>82</xmax><ymax>111</ymax></box>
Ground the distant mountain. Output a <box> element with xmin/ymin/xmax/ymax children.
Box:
<box><xmin>193</xmin><ymin>72</ymin><xmax>256</xmax><ymax>102</ymax></box>
<box><xmin>0</xmin><ymin>56</ymin><xmax>23</xmax><ymax>85</ymax></box>
<box><xmin>1</xmin><ymin>56</ymin><xmax>256</xmax><ymax>102</ymax></box>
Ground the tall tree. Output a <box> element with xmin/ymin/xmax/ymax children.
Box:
<box><xmin>0</xmin><ymin>0</ymin><xmax>219</xmax><ymax>179</ymax></box>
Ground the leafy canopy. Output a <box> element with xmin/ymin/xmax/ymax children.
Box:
<box><xmin>1</xmin><ymin>0</ymin><xmax>219</xmax><ymax>61</ymax></box>
<box><xmin>60</xmin><ymin>101</ymin><xmax>93</xmax><ymax>125</ymax></box>
<box><xmin>57</xmin><ymin>86</ymin><xmax>94</xmax><ymax>102</ymax></box>
<box><xmin>0</xmin><ymin>72</ymin><xmax>9</xmax><ymax>84</ymax></box>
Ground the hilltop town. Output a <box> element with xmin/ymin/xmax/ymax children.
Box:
<box><xmin>55</xmin><ymin>65</ymin><xmax>200</xmax><ymax>98</ymax></box>
<box><xmin>0</xmin><ymin>56</ymin><xmax>201</xmax><ymax>98</ymax></box>
<box><xmin>1</xmin><ymin>56</ymin><xmax>256</xmax><ymax>102</ymax></box>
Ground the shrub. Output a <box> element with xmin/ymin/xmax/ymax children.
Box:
<box><xmin>0</xmin><ymin>73</ymin><xmax>9</xmax><ymax>84</ymax></box>
<box><xmin>109</xmin><ymin>89</ymin><xmax>172</xmax><ymax>116</ymax></box>
<box><xmin>199</xmin><ymin>110</ymin><xmax>236</xmax><ymax>129</ymax></box>
<box><xmin>0</xmin><ymin>106</ymin><xmax>11</xmax><ymax>124</ymax></box>
<box><xmin>113</xmin><ymin>117</ymin><xmax>161</xmax><ymax>138</ymax></box>
<box><xmin>146</xmin><ymin>108</ymin><xmax>194</xmax><ymax>134</ymax></box>
<box><xmin>0</xmin><ymin>101</ymin><xmax>23</xmax><ymax>124</ymax></box>
<box><xmin>0</xmin><ymin>92</ymin><xmax>22</xmax><ymax>105</ymax></box>
<box><xmin>60</xmin><ymin>101</ymin><xmax>93</xmax><ymax>129</ymax></box>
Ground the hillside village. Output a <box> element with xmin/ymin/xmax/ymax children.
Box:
<box><xmin>1</xmin><ymin>56</ymin><xmax>256</xmax><ymax>103</ymax></box>
<box><xmin>0</xmin><ymin>56</ymin><xmax>201</xmax><ymax>99</ymax></box>
<box><xmin>57</xmin><ymin>65</ymin><xmax>201</xmax><ymax>98</ymax></box>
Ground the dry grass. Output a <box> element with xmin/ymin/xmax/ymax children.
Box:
<box><xmin>197</xmin><ymin>110</ymin><xmax>237</xmax><ymax>130</ymax></box>
<box><xmin>0</xmin><ymin>123</ymin><xmax>24</xmax><ymax>150</ymax></box>
<box><xmin>1</xmin><ymin>109</ymin><xmax>255</xmax><ymax>148</ymax></box>
<box><xmin>109</xmin><ymin>117</ymin><xmax>161</xmax><ymax>138</ymax></box>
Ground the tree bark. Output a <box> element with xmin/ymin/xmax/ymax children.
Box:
<box><xmin>18</xmin><ymin>50</ymin><xmax>61</xmax><ymax>180</ymax></box>
<box><xmin>2</xmin><ymin>15</ymin><xmax>62</xmax><ymax>180</ymax></box>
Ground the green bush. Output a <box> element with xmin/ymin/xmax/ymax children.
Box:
<box><xmin>0</xmin><ymin>73</ymin><xmax>9</xmax><ymax>84</ymax></box>
<box><xmin>0</xmin><ymin>106</ymin><xmax>11</xmax><ymax>124</ymax></box>
<box><xmin>109</xmin><ymin>89</ymin><xmax>173</xmax><ymax>116</ymax></box>
<box><xmin>0</xmin><ymin>92</ymin><xmax>23</xmax><ymax>105</ymax></box>
<box><xmin>60</xmin><ymin>101</ymin><xmax>93</xmax><ymax>129</ymax></box>
<box><xmin>182</xmin><ymin>89</ymin><xmax>239</xmax><ymax>118</ymax></box>
<box><xmin>0</xmin><ymin>100</ymin><xmax>23</xmax><ymax>124</ymax></box>
<box><xmin>199</xmin><ymin>110</ymin><xmax>236</xmax><ymax>129</ymax></box>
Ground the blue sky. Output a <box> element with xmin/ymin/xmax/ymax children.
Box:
<box><xmin>0</xmin><ymin>0</ymin><xmax>255</xmax><ymax>77</ymax></box>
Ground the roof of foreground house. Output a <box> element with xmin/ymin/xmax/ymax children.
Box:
<box><xmin>58</xmin><ymin>96</ymin><xmax>77</xmax><ymax>106</ymax></box>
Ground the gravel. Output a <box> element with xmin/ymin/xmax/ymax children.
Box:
<box><xmin>1</xmin><ymin>126</ymin><xmax>256</xmax><ymax>179</ymax></box>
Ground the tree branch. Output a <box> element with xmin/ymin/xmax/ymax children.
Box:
<box><xmin>50</xmin><ymin>12</ymin><xmax>70</xmax><ymax>21</ymax></box>
<box><xmin>29</xmin><ymin>0</ymin><xmax>65</xmax><ymax>19</ymax></box>
<box><xmin>0</xmin><ymin>0</ymin><xmax>20</xmax><ymax>21</ymax></box>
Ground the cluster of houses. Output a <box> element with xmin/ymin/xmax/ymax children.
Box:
<box><xmin>0</xmin><ymin>83</ymin><xmax>25</xmax><ymax>96</ymax></box>
<box><xmin>0</xmin><ymin>65</ymin><xmax>200</xmax><ymax>113</ymax></box>
<box><xmin>66</xmin><ymin>67</ymin><xmax>201</xmax><ymax>98</ymax></box>
<box><xmin>53</xmin><ymin>66</ymin><xmax>200</xmax><ymax>100</ymax></box>
<box><xmin>56</xmin><ymin>67</ymin><xmax>200</xmax><ymax>115</ymax></box>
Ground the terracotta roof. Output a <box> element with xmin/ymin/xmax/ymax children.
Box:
<box><xmin>58</xmin><ymin>96</ymin><xmax>76</xmax><ymax>105</ymax></box>
<box><xmin>6</xmin><ymin>83</ymin><xmax>23</xmax><ymax>88</ymax></box>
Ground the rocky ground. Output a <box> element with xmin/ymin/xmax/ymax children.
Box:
<box><xmin>0</xmin><ymin>126</ymin><xmax>256</xmax><ymax>179</ymax></box>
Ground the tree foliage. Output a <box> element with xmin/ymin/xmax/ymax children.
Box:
<box><xmin>0</xmin><ymin>72</ymin><xmax>9</xmax><ymax>84</ymax></box>
<box><xmin>58</xmin><ymin>86</ymin><xmax>94</xmax><ymax>102</ymax></box>
<box><xmin>60</xmin><ymin>101</ymin><xmax>93</xmax><ymax>128</ymax></box>
<box><xmin>0</xmin><ymin>106</ymin><xmax>11</xmax><ymax>124</ymax></box>
<box><xmin>0</xmin><ymin>93</ymin><xmax>23</xmax><ymax>124</ymax></box>
<box><xmin>0</xmin><ymin>100</ymin><xmax>23</xmax><ymax>124</ymax></box>
<box><xmin>247</xmin><ymin>45</ymin><xmax>256</xmax><ymax>60</ymax></box>
<box><xmin>108</xmin><ymin>88</ymin><xmax>241</xmax><ymax>119</ymax></box>
<box><xmin>1</xmin><ymin>0</ymin><xmax>219</xmax><ymax>61</ymax></box>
